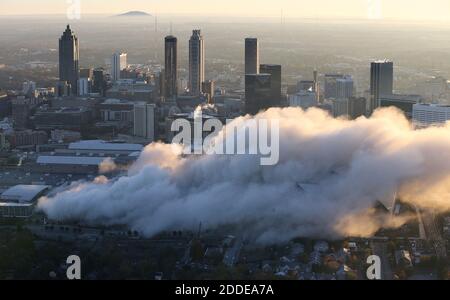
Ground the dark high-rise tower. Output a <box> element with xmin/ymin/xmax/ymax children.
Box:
<box><xmin>370</xmin><ymin>60</ymin><xmax>393</xmax><ymax>113</ymax></box>
<box><xmin>245</xmin><ymin>74</ymin><xmax>272</xmax><ymax>115</ymax></box>
<box><xmin>189</xmin><ymin>30</ymin><xmax>205</xmax><ymax>96</ymax></box>
<box><xmin>59</xmin><ymin>25</ymin><xmax>79</xmax><ymax>95</ymax></box>
<box><xmin>164</xmin><ymin>35</ymin><xmax>178</xmax><ymax>101</ymax></box>
<box><xmin>245</xmin><ymin>38</ymin><xmax>259</xmax><ymax>75</ymax></box>
<box><xmin>260</xmin><ymin>64</ymin><xmax>282</xmax><ymax>107</ymax></box>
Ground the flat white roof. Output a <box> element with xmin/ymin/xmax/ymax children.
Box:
<box><xmin>1</xmin><ymin>185</ymin><xmax>50</xmax><ymax>203</ymax></box>
<box><xmin>68</xmin><ymin>140</ymin><xmax>143</xmax><ymax>152</ymax></box>
<box><xmin>37</xmin><ymin>156</ymin><xmax>110</xmax><ymax>166</ymax></box>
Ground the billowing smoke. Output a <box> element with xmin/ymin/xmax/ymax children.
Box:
<box><xmin>38</xmin><ymin>107</ymin><xmax>450</xmax><ymax>244</ymax></box>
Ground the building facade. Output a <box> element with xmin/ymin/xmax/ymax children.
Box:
<box><xmin>245</xmin><ymin>38</ymin><xmax>260</xmax><ymax>75</ymax></box>
<box><xmin>164</xmin><ymin>36</ymin><xmax>178</xmax><ymax>101</ymax></box>
<box><xmin>59</xmin><ymin>25</ymin><xmax>80</xmax><ymax>95</ymax></box>
<box><xmin>112</xmin><ymin>53</ymin><xmax>128</xmax><ymax>82</ymax></box>
<box><xmin>370</xmin><ymin>60</ymin><xmax>394</xmax><ymax>113</ymax></box>
<box><xmin>189</xmin><ymin>30</ymin><xmax>205</xmax><ymax>96</ymax></box>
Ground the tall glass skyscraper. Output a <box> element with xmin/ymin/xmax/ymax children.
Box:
<box><xmin>260</xmin><ymin>64</ymin><xmax>282</xmax><ymax>107</ymax></box>
<box><xmin>245</xmin><ymin>38</ymin><xmax>260</xmax><ymax>75</ymax></box>
<box><xmin>59</xmin><ymin>25</ymin><xmax>79</xmax><ymax>95</ymax></box>
<box><xmin>370</xmin><ymin>60</ymin><xmax>394</xmax><ymax>113</ymax></box>
<box><xmin>164</xmin><ymin>35</ymin><xmax>178</xmax><ymax>101</ymax></box>
<box><xmin>188</xmin><ymin>30</ymin><xmax>205</xmax><ymax>96</ymax></box>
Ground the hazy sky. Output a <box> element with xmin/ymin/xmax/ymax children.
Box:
<box><xmin>1</xmin><ymin>0</ymin><xmax>450</xmax><ymax>21</ymax></box>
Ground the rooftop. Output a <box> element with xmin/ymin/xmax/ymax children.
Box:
<box><xmin>68</xmin><ymin>140</ymin><xmax>143</xmax><ymax>152</ymax></box>
<box><xmin>1</xmin><ymin>185</ymin><xmax>50</xmax><ymax>203</ymax></box>
<box><xmin>37</xmin><ymin>155</ymin><xmax>111</xmax><ymax>166</ymax></box>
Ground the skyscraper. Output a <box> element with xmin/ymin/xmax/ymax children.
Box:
<box><xmin>245</xmin><ymin>74</ymin><xmax>272</xmax><ymax>115</ymax></box>
<box><xmin>134</xmin><ymin>103</ymin><xmax>156</xmax><ymax>141</ymax></box>
<box><xmin>260</xmin><ymin>64</ymin><xmax>282</xmax><ymax>107</ymax></box>
<box><xmin>348</xmin><ymin>97</ymin><xmax>367</xmax><ymax>119</ymax></box>
<box><xmin>111</xmin><ymin>53</ymin><xmax>128</xmax><ymax>82</ymax></box>
<box><xmin>189</xmin><ymin>30</ymin><xmax>205</xmax><ymax>96</ymax></box>
<box><xmin>164</xmin><ymin>36</ymin><xmax>178</xmax><ymax>101</ymax></box>
<box><xmin>313</xmin><ymin>69</ymin><xmax>320</xmax><ymax>103</ymax></box>
<box><xmin>59</xmin><ymin>25</ymin><xmax>79</xmax><ymax>95</ymax></box>
<box><xmin>245</xmin><ymin>38</ymin><xmax>259</xmax><ymax>75</ymax></box>
<box><xmin>202</xmin><ymin>80</ymin><xmax>215</xmax><ymax>104</ymax></box>
<box><xmin>92</xmin><ymin>68</ymin><xmax>105</xmax><ymax>96</ymax></box>
<box><xmin>336</xmin><ymin>75</ymin><xmax>354</xmax><ymax>99</ymax></box>
<box><xmin>370</xmin><ymin>60</ymin><xmax>394</xmax><ymax>113</ymax></box>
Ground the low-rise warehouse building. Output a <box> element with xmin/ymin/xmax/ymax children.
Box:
<box><xmin>0</xmin><ymin>184</ymin><xmax>50</xmax><ymax>218</ymax></box>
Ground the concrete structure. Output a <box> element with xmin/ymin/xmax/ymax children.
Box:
<box><xmin>413</xmin><ymin>104</ymin><xmax>450</xmax><ymax>128</ymax></box>
<box><xmin>370</xmin><ymin>60</ymin><xmax>394</xmax><ymax>113</ymax></box>
<box><xmin>348</xmin><ymin>97</ymin><xmax>367</xmax><ymax>119</ymax></box>
<box><xmin>33</xmin><ymin>107</ymin><xmax>92</xmax><ymax>131</ymax></box>
<box><xmin>164</xmin><ymin>36</ymin><xmax>178</xmax><ymax>100</ymax></box>
<box><xmin>188</xmin><ymin>30</ymin><xmax>205</xmax><ymax>96</ymax></box>
<box><xmin>289</xmin><ymin>91</ymin><xmax>317</xmax><ymax>110</ymax></box>
<box><xmin>111</xmin><ymin>52</ymin><xmax>128</xmax><ymax>82</ymax></box>
<box><xmin>59</xmin><ymin>25</ymin><xmax>79</xmax><ymax>95</ymax></box>
<box><xmin>336</xmin><ymin>76</ymin><xmax>354</xmax><ymax>99</ymax></box>
<box><xmin>332</xmin><ymin>98</ymin><xmax>349</xmax><ymax>118</ymax></box>
<box><xmin>68</xmin><ymin>140</ymin><xmax>143</xmax><ymax>154</ymax></box>
<box><xmin>134</xmin><ymin>103</ymin><xmax>156</xmax><ymax>141</ymax></box>
<box><xmin>0</xmin><ymin>184</ymin><xmax>50</xmax><ymax>218</ymax></box>
<box><xmin>202</xmin><ymin>80</ymin><xmax>215</xmax><ymax>104</ymax></box>
<box><xmin>12</xmin><ymin>130</ymin><xmax>48</xmax><ymax>147</ymax></box>
<box><xmin>92</xmin><ymin>68</ymin><xmax>106</xmax><ymax>95</ymax></box>
<box><xmin>379</xmin><ymin>94</ymin><xmax>422</xmax><ymax>119</ymax></box>
<box><xmin>79</xmin><ymin>68</ymin><xmax>93</xmax><ymax>80</ymax></box>
<box><xmin>260</xmin><ymin>64</ymin><xmax>282</xmax><ymax>107</ymax></box>
<box><xmin>36</xmin><ymin>155</ymin><xmax>110</xmax><ymax>174</ymax></box>
<box><xmin>78</xmin><ymin>77</ymin><xmax>91</xmax><ymax>96</ymax></box>
<box><xmin>245</xmin><ymin>74</ymin><xmax>272</xmax><ymax>115</ymax></box>
<box><xmin>99</xmin><ymin>99</ymin><xmax>134</xmax><ymax>123</ymax></box>
<box><xmin>245</xmin><ymin>38</ymin><xmax>259</xmax><ymax>75</ymax></box>
<box><xmin>106</xmin><ymin>79</ymin><xmax>154</xmax><ymax>103</ymax></box>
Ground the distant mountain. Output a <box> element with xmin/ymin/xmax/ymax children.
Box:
<box><xmin>115</xmin><ymin>11</ymin><xmax>152</xmax><ymax>17</ymax></box>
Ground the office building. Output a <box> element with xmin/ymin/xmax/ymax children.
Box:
<box><xmin>260</xmin><ymin>64</ymin><xmax>282</xmax><ymax>107</ymax></box>
<box><xmin>164</xmin><ymin>36</ymin><xmax>178</xmax><ymax>100</ymax></box>
<box><xmin>324</xmin><ymin>74</ymin><xmax>353</xmax><ymax>99</ymax></box>
<box><xmin>59</xmin><ymin>25</ymin><xmax>79</xmax><ymax>95</ymax></box>
<box><xmin>332</xmin><ymin>98</ymin><xmax>349</xmax><ymax>118</ymax></box>
<box><xmin>134</xmin><ymin>103</ymin><xmax>156</xmax><ymax>141</ymax></box>
<box><xmin>370</xmin><ymin>60</ymin><xmax>394</xmax><ymax>113</ymax></box>
<box><xmin>0</xmin><ymin>185</ymin><xmax>50</xmax><ymax>218</ymax></box>
<box><xmin>202</xmin><ymin>80</ymin><xmax>215</xmax><ymax>104</ymax></box>
<box><xmin>245</xmin><ymin>74</ymin><xmax>272</xmax><ymax>115</ymax></box>
<box><xmin>80</xmin><ymin>68</ymin><xmax>93</xmax><ymax>80</ymax></box>
<box><xmin>245</xmin><ymin>38</ymin><xmax>259</xmax><ymax>75</ymax></box>
<box><xmin>22</xmin><ymin>81</ymin><xmax>36</xmax><ymax>97</ymax></box>
<box><xmin>106</xmin><ymin>79</ymin><xmax>155</xmax><ymax>103</ymax></box>
<box><xmin>379</xmin><ymin>94</ymin><xmax>422</xmax><ymax>119</ymax></box>
<box><xmin>188</xmin><ymin>30</ymin><xmax>205</xmax><ymax>95</ymax></box>
<box><xmin>348</xmin><ymin>97</ymin><xmax>367</xmax><ymax>119</ymax></box>
<box><xmin>112</xmin><ymin>52</ymin><xmax>128</xmax><ymax>82</ymax></box>
<box><xmin>336</xmin><ymin>76</ymin><xmax>354</xmax><ymax>99</ymax></box>
<box><xmin>92</xmin><ymin>68</ymin><xmax>106</xmax><ymax>95</ymax></box>
<box><xmin>78</xmin><ymin>77</ymin><xmax>91</xmax><ymax>96</ymax></box>
<box><xmin>289</xmin><ymin>91</ymin><xmax>317</xmax><ymax>110</ymax></box>
<box><xmin>413</xmin><ymin>104</ymin><xmax>450</xmax><ymax>128</ymax></box>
